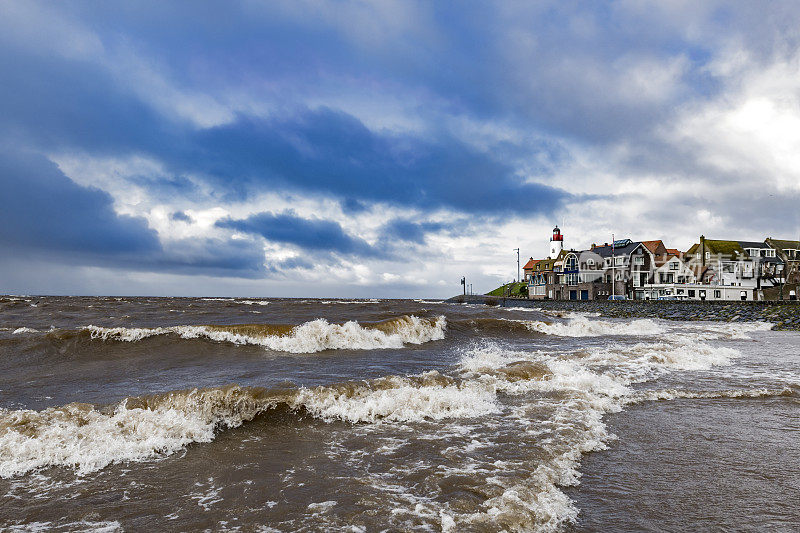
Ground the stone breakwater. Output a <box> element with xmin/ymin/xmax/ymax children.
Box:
<box><xmin>446</xmin><ymin>295</ymin><xmax>800</xmax><ymax>331</ymax></box>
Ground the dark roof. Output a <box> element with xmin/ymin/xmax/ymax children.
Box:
<box><xmin>738</xmin><ymin>241</ymin><xmax>770</xmax><ymax>249</ymax></box>
<box><xmin>590</xmin><ymin>240</ymin><xmax>643</xmax><ymax>258</ymax></box>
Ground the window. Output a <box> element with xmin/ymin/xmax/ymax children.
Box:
<box><xmin>688</xmin><ymin>290</ymin><xmax>696</xmax><ymax>297</ymax></box>
<box><xmin>634</xmin><ymin>256</ymin><xmax>644</xmax><ymax>266</ymax></box>
<box><xmin>714</xmin><ymin>290</ymin><xmax>721</xmax><ymax>298</ymax></box>
<box><xmin>705</xmin><ymin>252</ymin><xmax>710</xmax><ymax>260</ymax></box>
<box><xmin>615</xmin><ymin>256</ymin><xmax>624</xmax><ymax>266</ymax></box>
<box><xmin>670</xmin><ymin>262</ymin><xmax>679</xmax><ymax>270</ymax></box>
<box><xmin>677</xmin><ymin>289</ymin><xmax>684</xmax><ymax>295</ymax></box>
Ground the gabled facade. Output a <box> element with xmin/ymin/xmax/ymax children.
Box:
<box><xmin>522</xmin><ymin>257</ymin><xmax>540</xmax><ymax>283</ymax></box>
<box><xmin>685</xmin><ymin>237</ymin><xmax>757</xmax><ymax>288</ymax></box>
<box><xmin>528</xmin><ymin>250</ymin><xmax>565</xmax><ymax>299</ymax></box>
<box><xmin>766</xmin><ymin>238</ymin><xmax>800</xmax><ymax>285</ymax></box>
<box><xmin>738</xmin><ymin>240</ymin><xmax>781</xmax><ymax>288</ymax></box>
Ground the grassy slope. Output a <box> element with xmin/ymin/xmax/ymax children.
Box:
<box><xmin>486</xmin><ymin>282</ymin><xmax>528</xmax><ymax>297</ymax></box>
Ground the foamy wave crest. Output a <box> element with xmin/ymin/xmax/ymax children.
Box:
<box><xmin>84</xmin><ymin>315</ymin><xmax>446</xmax><ymax>353</ymax></box>
<box><xmin>0</xmin><ymin>386</ymin><xmax>275</xmax><ymax>478</ymax></box>
<box><xmin>454</xmin><ymin>343</ymin><xmax>627</xmax><ymax>530</ymax></box>
<box><xmin>633</xmin><ymin>386</ymin><xmax>796</xmax><ymax>402</ymax></box>
<box><xmin>12</xmin><ymin>327</ymin><xmax>39</xmax><ymax>335</ymax></box>
<box><xmin>449</xmin><ymin>332</ymin><xmax>754</xmax><ymax>531</ymax></box>
<box><xmin>523</xmin><ymin>314</ymin><xmax>665</xmax><ymax>337</ymax></box>
<box><xmin>0</xmin><ymin>370</ymin><xmax>499</xmax><ymax>478</ymax></box>
<box><xmin>294</xmin><ymin>371</ymin><xmax>499</xmax><ymax>423</ymax></box>
<box><xmin>679</xmin><ymin>321</ymin><xmax>774</xmax><ymax>340</ymax></box>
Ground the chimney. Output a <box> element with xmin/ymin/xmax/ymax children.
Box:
<box><xmin>700</xmin><ymin>235</ymin><xmax>706</xmax><ymax>267</ymax></box>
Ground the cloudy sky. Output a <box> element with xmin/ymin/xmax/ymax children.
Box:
<box><xmin>1</xmin><ymin>1</ymin><xmax>799</xmax><ymax>297</ymax></box>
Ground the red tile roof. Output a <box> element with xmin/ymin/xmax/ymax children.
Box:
<box><xmin>641</xmin><ymin>240</ymin><xmax>665</xmax><ymax>254</ymax></box>
<box><xmin>523</xmin><ymin>258</ymin><xmax>540</xmax><ymax>270</ymax></box>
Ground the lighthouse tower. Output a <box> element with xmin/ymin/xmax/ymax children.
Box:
<box><xmin>549</xmin><ymin>226</ymin><xmax>564</xmax><ymax>259</ymax></box>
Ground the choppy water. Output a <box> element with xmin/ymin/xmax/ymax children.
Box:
<box><xmin>0</xmin><ymin>296</ymin><xmax>797</xmax><ymax>531</ymax></box>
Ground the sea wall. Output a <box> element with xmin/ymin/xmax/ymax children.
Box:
<box><xmin>446</xmin><ymin>295</ymin><xmax>800</xmax><ymax>330</ymax></box>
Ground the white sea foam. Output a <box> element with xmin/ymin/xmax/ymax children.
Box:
<box><xmin>12</xmin><ymin>327</ymin><xmax>39</xmax><ymax>335</ymax></box>
<box><xmin>293</xmin><ymin>371</ymin><xmax>500</xmax><ymax>424</ymax></box>
<box><xmin>83</xmin><ymin>315</ymin><xmax>447</xmax><ymax>353</ymax></box>
<box><xmin>319</xmin><ymin>299</ymin><xmax>383</xmax><ymax>304</ymax></box>
<box><xmin>633</xmin><ymin>386</ymin><xmax>796</xmax><ymax>402</ymax></box>
<box><xmin>0</xmin><ymin>387</ymin><xmax>268</xmax><ymax>478</ymax></box>
<box><xmin>448</xmin><ymin>325</ymin><xmax>756</xmax><ymax>531</ymax></box>
<box><xmin>677</xmin><ymin>320</ymin><xmax>773</xmax><ymax>340</ymax></box>
<box><xmin>523</xmin><ymin>314</ymin><xmax>665</xmax><ymax>337</ymax></box>
<box><xmin>235</xmin><ymin>300</ymin><xmax>269</xmax><ymax>306</ymax></box>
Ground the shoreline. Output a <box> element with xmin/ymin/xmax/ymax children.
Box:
<box><xmin>446</xmin><ymin>295</ymin><xmax>800</xmax><ymax>330</ymax></box>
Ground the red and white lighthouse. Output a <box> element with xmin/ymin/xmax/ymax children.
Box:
<box><xmin>549</xmin><ymin>226</ymin><xmax>563</xmax><ymax>259</ymax></box>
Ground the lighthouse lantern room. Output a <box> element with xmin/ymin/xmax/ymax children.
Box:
<box><xmin>549</xmin><ymin>226</ymin><xmax>564</xmax><ymax>259</ymax></box>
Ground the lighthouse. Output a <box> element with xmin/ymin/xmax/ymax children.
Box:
<box><xmin>549</xmin><ymin>226</ymin><xmax>563</xmax><ymax>259</ymax></box>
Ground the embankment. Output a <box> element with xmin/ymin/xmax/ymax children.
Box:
<box><xmin>446</xmin><ymin>295</ymin><xmax>800</xmax><ymax>330</ymax></box>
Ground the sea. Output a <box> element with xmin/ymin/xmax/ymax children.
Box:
<box><xmin>0</xmin><ymin>296</ymin><xmax>798</xmax><ymax>532</ymax></box>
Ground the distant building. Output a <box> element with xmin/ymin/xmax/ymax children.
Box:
<box><xmin>766</xmin><ymin>238</ymin><xmax>800</xmax><ymax>285</ymax></box>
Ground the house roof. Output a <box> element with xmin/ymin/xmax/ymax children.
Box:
<box><xmin>686</xmin><ymin>239</ymin><xmax>748</xmax><ymax>258</ymax></box>
<box><xmin>666</xmin><ymin>248</ymin><xmax>682</xmax><ymax>256</ymax></box>
<box><xmin>532</xmin><ymin>250</ymin><xmax>566</xmax><ymax>271</ymax></box>
<box><xmin>738</xmin><ymin>240</ymin><xmax>770</xmax><ymax>249</ymax></box>
<box><xmin>590</xmin><ymin>240</ymin><xmax>643</xmax><ymax>258</ymax></box>
<box><xmin>641</xmin><ymin>240</ymin><xmax>667</xmax><ymax>255</ymax></box>
<box><xmin>655</xmin><ymin>253</ymin><xmax>680</xmax><ymax>267</ymax></box>
<box><xmin>767</xmin><ymin>238</ymin><xmax>800</xmax><ymax>251</ymax></box>
<box><xmin>522</xmin><ymin>258</ymin><xmax>539</xmax><ymax>270</ymax></box>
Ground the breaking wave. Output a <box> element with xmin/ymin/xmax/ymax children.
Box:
<box><xmin>0</xmin><ymin>369</ymin><xmax>500</xmax><ymax>478</ymax></box>
<box><xmin>522</xmin><ymin>314</ymin><xmax>665</xmax><ymax>337</ymax></box>
<box><xmin>81</xmin><ymin>315</ymin><xmax>446</xmax><ymax>353</ymax></box>
<box><xmin>633</xmin><ymin>386</ymin><xmax>797</xmax><ymax>402</ymax></box>
<box><xmin>0</xmin><ymin>324</ymin><xmax>774</xmax><ymax>532</ymax></box>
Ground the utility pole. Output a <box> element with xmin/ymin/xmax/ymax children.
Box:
<box><xmin>514</xmin><ymin>248</ymin><xmax>520</xmax><ymax>283</ymax></box>
<box><xmin>611</xmin><ymin>233</ymin><xmax>615</xmax><ymax>300</ymax></box>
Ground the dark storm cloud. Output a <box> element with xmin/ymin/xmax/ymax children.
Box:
<box><xmin>2</xmin><ymin>0</ymin><xmax>800</xmax><ymax>293</ymax></box>
<box><xmin>0</xmin><ymin>149</ymin><xmax>159</xmax><ymax>254</ymax></box>
<box><xmin>169</xmin><ymin>108</ymin><xmax>570</xmax><ymax>214</ymax></box>
<box><xmin>382</xmin><ymin>219</ymin><xmax>453</xmax><ymax>245</ymax></box>
<box><xmin>0</xmin><ymin>149</ymin><xmax>264</xmax><ymax>277</ymax></box>
<box><xmin>216</xmin><ymin>211</ymin><xmax>382</xmax><ymax>257</ymax></box>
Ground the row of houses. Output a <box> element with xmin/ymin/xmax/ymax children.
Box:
<box><xmin>523</xmin><ymin>227</ymin><xmax>800</xmax><ymax>301</ymax></box>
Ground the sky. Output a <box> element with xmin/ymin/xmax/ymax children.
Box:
<box><xmin>1</xmin><ymin>1</ymin><xmax>800</xmax><ymax>298</ymax></box>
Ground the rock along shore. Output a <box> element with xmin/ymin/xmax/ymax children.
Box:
<box><xmin>445</xmin><ymin>295</ymin><xmax>800</xmax><ymax>331</ymax></box>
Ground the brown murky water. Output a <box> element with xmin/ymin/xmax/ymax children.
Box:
<box><xmin>0</xmin><ymin>296</ymin><xmax>797</xmax><ymax>531</ymax></box>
